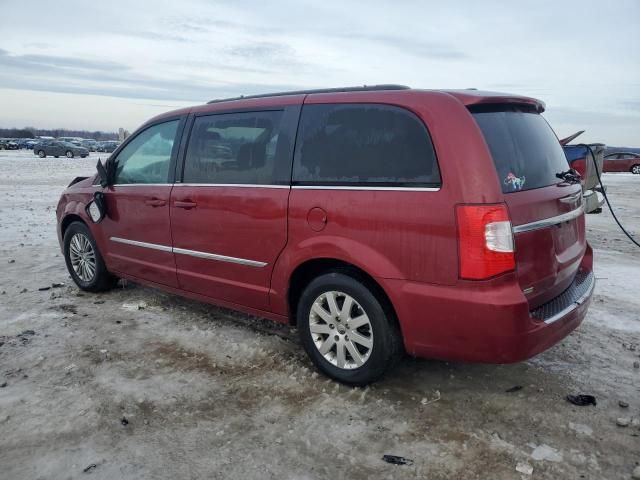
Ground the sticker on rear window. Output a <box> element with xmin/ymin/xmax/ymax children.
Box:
<box><xmin>504</xmin><ymin>172</ymin><xmax>526</xmax><ymax>191</ymax></box>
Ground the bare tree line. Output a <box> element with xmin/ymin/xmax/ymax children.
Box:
<box><xmin>0</xmin><ymin>127</ymin><xmax>118</xmax><ymax>140</ymax></box>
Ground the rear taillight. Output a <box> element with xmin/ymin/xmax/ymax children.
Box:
<box><xmin>456</xmin><ymin>204</ymin><xmax>515</xmax><ymax>280</ymax></box>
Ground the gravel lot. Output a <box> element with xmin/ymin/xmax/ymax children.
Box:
<box><xmin>1</xmin><ymin>149</ymin><xmax>639</xmax><ymax>479</ymax></box>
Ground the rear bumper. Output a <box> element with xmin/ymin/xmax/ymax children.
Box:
<box><xmin>380</xmin><ymin>249</ymin><xmax>594</xmax><ymax>363</ymax></box>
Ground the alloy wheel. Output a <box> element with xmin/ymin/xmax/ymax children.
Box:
<box><xmin>309</xmin><ymin>291</ymin><xmax>373</xmax><ymax>370</ymax></box>
<box><xmin>69</xmin><ymin>233</ymin><xmax>96</xmax><ymax>282</ymax></box>
<box><xmin>632</xmin><ymin>165</ymin><xmax>640</xmax><ymax>174</ymax></box>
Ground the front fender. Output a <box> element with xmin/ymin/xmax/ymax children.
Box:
<box><xmin>57</xmin><ymin>192</ymin><xmax>107</xmax><ymax>257</ymax></box>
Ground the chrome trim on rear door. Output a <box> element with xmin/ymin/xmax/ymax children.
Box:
<box><xmin>174</xmin><ymin>183</ymin><xmax>290</xmax><ymax>189</ymax></box>
<box><xmin>291</xmin><ymin>185</ymin><xmax>441</xmax><ymax>192</ymax></box>
<box><xmin>110</xmin><ymin>236</ymin><xmax>173</xmax><ymax>252</ymax></box>
<box><xmin>558</xmin><ymin>191</ymin><xmax>582</xmax><ymax>204</ymax></box>
<box><xmin>512</xmin><ymin>205</ymin><xmax>585</xmax><ymax>234</ymax></box>
<box><xmin>109</xmin><ymin>237</ymin><xmax>267</xmax><ymax>267</ymax></box>
<box><xmin>172</xmin><ymin>247</ymin><xmax>267</xmax><ymax>267</ymax></box>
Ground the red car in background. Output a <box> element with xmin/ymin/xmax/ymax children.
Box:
<box><xmin>603</xmin><ymin>152</ymin><xmax>640</xmax><ymax>174</ymax></box>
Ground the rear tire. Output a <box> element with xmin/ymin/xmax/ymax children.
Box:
<box><xmin>297</xmin><ymin>272</ymin><xmax>402</xmax><ymax>386</ymax></box>
<box><xmin>66</xmin><ymin>150</ymin><xmax>74</xmax><ymax>158</ymax></box>
<box><xmin>38</xmin><ymin>150</ymin><xmax>45</xmax><ymax>158</ymax></box>
<box><xmin>631</xmin><ymin>164</ymin><xmax>640</xmax><ymax>174</ymax></box>
<box><xmin>63</xmin><ymin>221</ymin><xmax>116</xmax><ymax>292</ymax></box>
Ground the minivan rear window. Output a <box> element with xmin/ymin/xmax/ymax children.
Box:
<box><xmin>293</xmin><ymin>103</ymin><xmax>440</xmax><ymax>187</ymax></box>
<box><xmin>471</xmin><ymin>105</ymin><xmax>569</xmax><ymax>193</ymax></box>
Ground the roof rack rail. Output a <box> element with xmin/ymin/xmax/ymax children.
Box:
<box><xmin>206</xmin><ymin>84</ymin><xmax>411</xmax><ymax>104</ymax></box>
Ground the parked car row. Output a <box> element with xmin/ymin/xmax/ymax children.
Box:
<box><xmin>0</xmin><ymin>137</ymin><xmax>121</xmax><ymax>156</ymax></box>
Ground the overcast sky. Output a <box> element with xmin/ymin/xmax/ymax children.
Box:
<box><xmin>0</xmin><ymin>0</ymin><xmax>638</xmax><ymax>145</ymax></box>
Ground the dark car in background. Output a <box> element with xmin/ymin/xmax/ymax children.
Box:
<box><xmin>33</xmin><ymin>140</ymin><xmax>89</xmax><ymax>158</ymax></box>
<box><xmin>81</xmin><ymin>139</ymin><xmax>98</xmax><ymax>152</ymax></box>
<box><xmin>603</xmin><ymin>152</ymin><xmax>640</xmax><ymax>174</ymax></box>
<box><xmin>96</xmin><ymin>141</ymin><xmax>119</xmax><ymax>153</ymax></box>
<box><xmin>16</xmin><ymin>139</ymin><xmax>37</xmax><ymax>149</ymax></box>
<box><xmin>0</xmin><ymin>139</ymin><xmax>19</xmax><ymax>150</ymax></box>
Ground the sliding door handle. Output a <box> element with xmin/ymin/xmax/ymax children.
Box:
<box><xmin>174</xmin><ymin>200</ymin><xmax>197</xmax><ymax>209</ymax></box>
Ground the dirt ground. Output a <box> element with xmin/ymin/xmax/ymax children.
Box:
<box><xmin>1</xmin><ymin>149</ymin><xmax>638</xmax><ymax>480</ymax></box>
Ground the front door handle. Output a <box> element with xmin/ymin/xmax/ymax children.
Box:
<box><xmin>145</xmin><ymin>198</ymin><xmax>166</xmax><ymax>207</ymax></box>
<box><xmin>174</xmin><ymin>200</ymin><xmax>197</xmax><ymax>209</ymax></box>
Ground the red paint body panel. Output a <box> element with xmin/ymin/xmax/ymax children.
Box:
<box><xmin>503</xmin><ymin>183</ymin><xmax>586</xmax><ymax>308</ymax></box>
<box><xmin>55</xmin><ymin>87</ymin><xmax>594</xmax><ymax>367</ymax></box>
<box><xmin>170</xmin><ymin>186</ymin><xmax>289</xmax><ymax>310</ymax></box>
<box><xmin>384</xmin><ymin>245</ymin><xmax>592</xmax><ymax>360</ymax></box>
<box><xmin>101</xmin><ymin>185</ymin><xmax>178</xmax><ymax>287</ymax></box>
<box><xmin>113</xmin><ymin>270</ymin><xmax>289</xmax><ymax>324</ymax></box>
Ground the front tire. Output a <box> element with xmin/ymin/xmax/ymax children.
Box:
<box><xmin>66</xmin><ymin>150</ymin><xmax>74</xmax><ymax>158</ymax></box>
<box><xmin>297</xmin><ymin>272</ymin><xmax>402</xmax><ymax>385</ymax></box>
<box><xmin>63</xmin><ymin>221</ymin><xmax>116</xmax><ymax>292</ymax></box>
<box><xmin>631</xmin><ymin>164</ymin><xmax>640</xmax><ymax>174</ymax></box>
<box><xmin>38</xmin><ymin>150</ymin><xmax>45</xmax><ymax>158</ymax></box>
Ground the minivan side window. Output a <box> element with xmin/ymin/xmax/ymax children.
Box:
<box><xmin>293</xmin><ymin>103</ymin><xmax>441</xmax><ymax>187</ymax></box>
<box><xmin>114</xmin><ymin>120</ymin><xmax>179</xmax><ymax>185</ymax></box>
<box><xmin>183</xmin><ymin>110</ymin><xmax>286</xmax><ymax>185</ymax></box>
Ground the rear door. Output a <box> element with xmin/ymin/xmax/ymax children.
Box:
<box><xmin>471</xmin><ymin>105</ymin><xmax>586</xmax><ymax>308</ymax></box>
<box><xmin>99</xmin><ymin>118</ymin><xmax>183</xmax><ymax>287</ymax></box>
<box><xmin>169</xmin><ymin>107</ymin><xmax>299</xmax><ymax>310</ymax></box>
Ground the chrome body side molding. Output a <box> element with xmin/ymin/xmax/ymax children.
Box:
<box><xmin>109</xmin><ymin>237</ymin><xmax>266</xmax><ymax>267</ymax></box>
<box><xmin>110</xmin><ymin>236</ymin><xmax>173</xmax><ymax>252</ymax></box>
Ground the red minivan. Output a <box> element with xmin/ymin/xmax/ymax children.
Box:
<box><xmin>56</xmin><ymin>85</ymin><xmax>594</xmax><ymax>385</ymax></box>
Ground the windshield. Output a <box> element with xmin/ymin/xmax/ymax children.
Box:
<box><xmin>471</xmin><ymin>105</ymin><xmax>569</xmax><ymax>193</ymax></box>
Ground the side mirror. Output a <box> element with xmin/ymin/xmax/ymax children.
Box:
<box><xmin>85</xmin><ymin>191</ymin><xmax>107</xmax><ymax>223</ymax></box>
<box><xmin>96</xmin><ymin>159</ymin><xmax>110</xmax><ymax>188</ymax></box>
<box><xmin>96</xmin><ymin>157</ymin><xmax>116</xmax><ymax>187</ymax></box>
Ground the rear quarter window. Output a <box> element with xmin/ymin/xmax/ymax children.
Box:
<box><xmin>293</xmin><ymin>103</ymin><xmax>440</xmax><ymax>187</ymax></box>
<box><xmin>471</xmin><ymin>105</ymin><xmax>569</xmax><ymax>193</ymax></box>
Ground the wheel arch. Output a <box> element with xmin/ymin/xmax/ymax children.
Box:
<box><xmin>60</xmin><ymin>213</ymin><xmax>86</xmax><ymax>239</ymax></box>
<box><xmin>287</xmin><ymin>258</ymin><xmax>401</xmax><ymax>335</ymax></box>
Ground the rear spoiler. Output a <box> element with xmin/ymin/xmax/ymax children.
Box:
<box><xmin>559</xmin><ymin>130</ymin><xmax>585</xmax><ymax>146</ymax></box>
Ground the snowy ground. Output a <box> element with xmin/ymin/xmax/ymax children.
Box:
<box><xmin>0</xmin><ymin>149</ymin><xmax>638</xmax><ymax>479</ymax></box>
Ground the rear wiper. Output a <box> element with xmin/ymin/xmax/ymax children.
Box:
<box><xmin>556</xmin><ymin>168</ymin><xmax>582</xmax><ymax>184</ymax></box>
